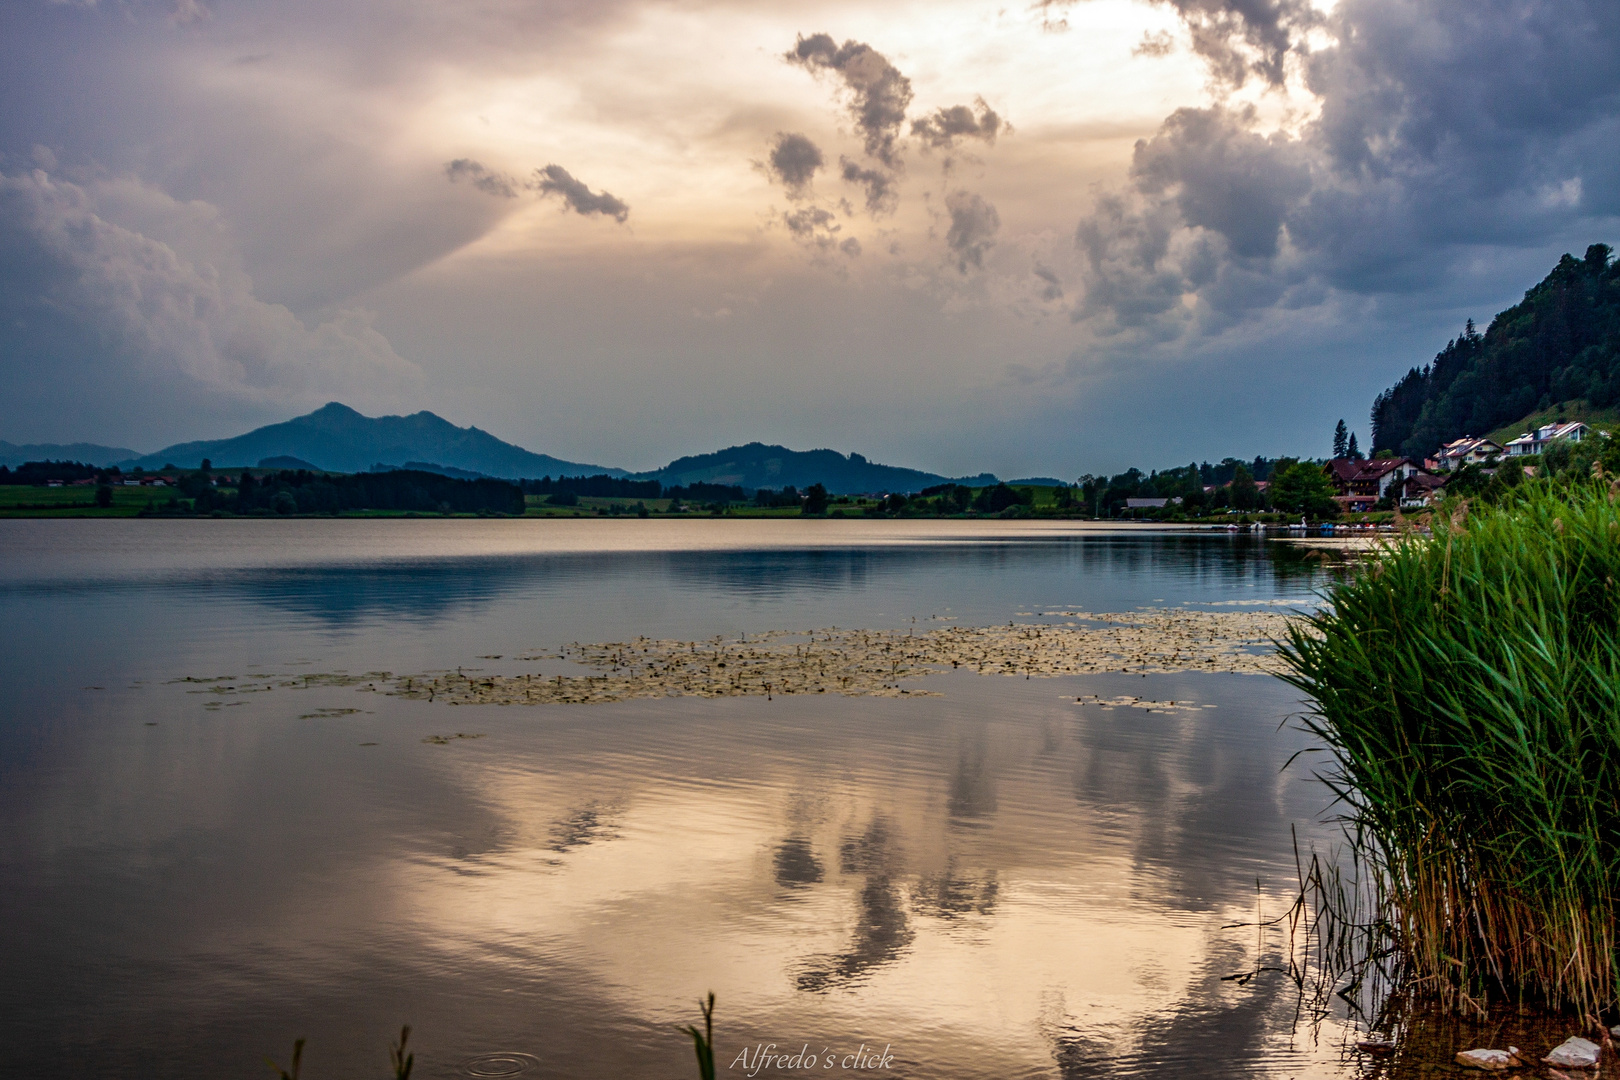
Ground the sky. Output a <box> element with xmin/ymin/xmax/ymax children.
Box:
<box><xmin>1</xmin><ymin>0</ymin><xmax>1618</xmax><ymax>478</ymax></box>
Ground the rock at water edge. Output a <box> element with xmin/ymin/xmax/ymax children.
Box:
<box><xmin>1455</xmin><ymin>1048</ymin><xmax>1523</xmax><ymax>1071</ymax></box>
<box><xmin>1543</xmin><ymin>1037</ymin><xmax>1601</xmax><ymax>1068</ymax></box>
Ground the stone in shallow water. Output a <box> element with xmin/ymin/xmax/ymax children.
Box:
<box><xmin>1543</xmin><ymin>1037</ymin><xmax>1602</xmax><ymax>1068</ymax></box>
<box><xmin>1454</xmin><ymin>1047</ymin><xmax>1523</xmax><ymax>1070</ymax></box>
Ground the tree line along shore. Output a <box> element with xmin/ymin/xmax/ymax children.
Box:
<box><xmin>0</xmin><ymin>453</ymin><xmax>1389</xmax><ymax>522</ymax></box>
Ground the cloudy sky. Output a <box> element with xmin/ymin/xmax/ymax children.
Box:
<box><xmin>2</xmin><ymin>0</ymin><xmax>1617</xmax><ymax>476</ymax></box>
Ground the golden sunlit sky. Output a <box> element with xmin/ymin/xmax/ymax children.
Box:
<box><xmin>2</xmin><ymin>0</ymin><xmax>1616</xmax><ymax>475</ymax></box>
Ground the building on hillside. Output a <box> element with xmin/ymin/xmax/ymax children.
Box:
<box><xmin>1325</xmin><ymin>456</ymin><xmax>1433</xmax><ymax>503</ymax></box>
<box><xmin>1432</xmin><ymin>437</ymin><xmax>1504</xmax><ymax>471</ymax></box>
<box><xmin>1125</xmin><ymin>497</ymin><xmax>1174</xmax><ymax>510</ymax></box>
<box><xmin>1504</xmin><ymin>421</ymin><xmax>1598</xmax><ymax>457</ymax></box>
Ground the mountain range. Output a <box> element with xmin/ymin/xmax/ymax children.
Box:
<box><xmin>4</xmin><ymin>403</ymin><xmax>1003</xmax><ymax>494</ymax></box>
<box><xmin>0</xmin><ymin>440</ymin><xmax>140</xmax><ymax>469</ymax></box>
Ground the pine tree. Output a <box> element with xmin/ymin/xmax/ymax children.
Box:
<box><xmin>1333</xmin><ymin>419</ymin><xmax>1349</xmax><ymax>457</ymax></box>
<box><xmin>1347</xmin><ymin>432</ymin><xmax>1362</xmax><ymax>459</ymax></box>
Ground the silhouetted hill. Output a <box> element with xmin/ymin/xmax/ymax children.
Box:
<box><xmin>1372</xmin><ymin>244</ymin><xmax>1620</xmax><ymax>457</ymax></box>
<box><xmin>388</xmin><ymin>461</ymin><xmax>490</xmax><ymax>480</ymax></box>
<box><xmin>636</xmin><ymin>442</ymin><xmax>997</xmax><ymax>494</ymax></box>
<box><xmin>127</xmin><ymin>403</ymin><xmax>628</xmax><ymax>478</ymax></box>
<box><xmin>0</xmin><ymin>440</ymin><xmax>138</xmax><ymax>468</ymax></box>
<box><xmin>11</xmin><ymin>407</ymin><xmax>1010</xmax><ymax>494</ymax></box>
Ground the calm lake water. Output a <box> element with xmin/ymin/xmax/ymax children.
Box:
<box><xmin>0</xmin><ymin>520</ymin><xmax>1358</xmax><ymax>1079</ymax></box>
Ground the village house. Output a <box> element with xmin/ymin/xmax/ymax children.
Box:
<box><xmin>1430</xmin><ymin>437</ymin><xmax>1504</xmax><ymax>471</ymax></box>
<box><xmin>1504</xmin><ymin>421</ymin><xmax>1597</xmax><ymax>457</ymax></box>
<box><xmin>1326</xmin><ymin>456</ymin><xmax>1432</xmax><ymax>501</ymax></box>
<box><xmin>1396</xmin><ymin>471</ymin><xmax>1448</xmax><ymax>508</ymax></box>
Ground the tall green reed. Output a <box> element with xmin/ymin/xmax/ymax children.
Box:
<box><xmin>1279</xmin><ymin>481</ymin><xmax>1620</xmax><ymax>1015</ymax></box>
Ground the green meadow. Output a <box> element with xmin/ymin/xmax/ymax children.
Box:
<box><xmin>0</xmin><ymin>484</ymin><xmax>154</xmax><ymax>517</ymax></box>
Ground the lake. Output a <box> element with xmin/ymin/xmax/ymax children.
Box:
<box><xmin>0</xmin><ymin>519</ymin><xmax>1355</xmax><ymax>1079</ymax></box>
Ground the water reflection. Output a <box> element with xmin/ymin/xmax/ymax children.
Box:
<box><xmin>4</xmin><ymin>532</ymin><xmax>1326</xmax><ymax>635</ymax></box>
<box><xmin>772</xmin><ymin>838</ymin><xmax>824</xmax><ymax>888</ymax></box>
<box><xmin>1051</xmin><ymin>945</ymin><xmax>1311</xmax><ymax>1079</ymax></box>
<box><xmin>910</xmin><ymin>863</ymin><xmax>999</xmax><ymax>920</ymax></box>
<box><xmin>947</xmin><ymin>740</ymin><xmax>998</xmax><ymax>824</ymax></box>
<box><xmin>796</xmin><ymin>818</ymin><xmax>916</xmax><ymax>992</ymax></box>
<box><xmin>0</xmin><ymin>525</ymin><xmax>1353</xmax><ymax>1079</ymax></box>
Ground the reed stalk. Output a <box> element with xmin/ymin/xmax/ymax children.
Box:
<box><xmin>1278</xmin><ymin>481</ymin><xmax>1620</xmax><ymax>1015</ymax></box>
<box><xmin>682</xmin><ymin>993</ymin><xmax>717</xmax><ymax>1080</ymax></box>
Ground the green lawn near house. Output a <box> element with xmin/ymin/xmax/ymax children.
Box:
<box><xmin>1485</xmin><ymin>399</ymin><xmax>1620</xmax><ymax>447</ymax></box>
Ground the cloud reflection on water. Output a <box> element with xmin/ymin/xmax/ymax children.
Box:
<box><xmin>0</xmin><ymin>526</ymin><xmax>1350</xmax><ymax>1079</ymax></box>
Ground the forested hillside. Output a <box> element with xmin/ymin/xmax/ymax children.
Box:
<box><xmin>1371</xmin><ymin>245</ymin><xmax>1620</xmax><ymax>457</ymax></box>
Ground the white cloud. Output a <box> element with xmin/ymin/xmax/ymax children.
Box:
<box><xmin>0</xmin><ymin>169</ymin><xmax>422</xmax><ymax>408</ymax></box>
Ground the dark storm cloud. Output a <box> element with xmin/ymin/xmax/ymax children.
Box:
<box><xmin>944</xmin><ymin>190</ymin><xmax>1000</xmax><ymax>272</ymax></box>
<box><xmin>911</xmin><ymin>99</ymin><xmax>1002</xmax><ymax>150</ymax></box>
<box><xmin>1038</xmin><ymin>0</ymin><xmax>1318</xmax><ymax>87</ymax></box>
<box><xmin>445</xmin><ymin>158</ymin><xmax>519</xmax><ymax>198</ymax></box>
<box><xmin>532</xmin><ymin>164</ymin><xmax>630</xmax><ymax>223</ymax></box>
<box><xmin>764</xmin><ymin>132</ymin><xmax>824</xmax><ymax>198</ymax></box>
<box><xmin>1071</xmin><ymin>0</ymin><xmax>1620</xmax><ymax>335</ymax></box>
<box><xmin>1034</xmin><ymin>264</ymin><xmax>1064</xmax><ymax>301</ymax></box>
<box><xmin>783</xmin><ymin>205</ymin><xmax>838</xmax><ymax>240</ymax></box>
<box><xmin>786</xmin><ymin>33</ymin><xmax>914</xmax><ymax>169</ymax></box>
<box><xmin>839</xmin><ymin>158</ymin><xmax>898</xmax><ymax>216</ymax></box>
<box><xmin>1131</xmin><ymin>105</ymin><xmax>1309</xmax><ymax>260</ymax></box>
<box><xmin>780</xmin><ymin>206</ymin><xmax>860</xmax><ymax>258</ymax></box>
<box><xmin>1168</xmin><ymin>0</ymin><xmax>1319</xmax><ymax>88</ymax></box>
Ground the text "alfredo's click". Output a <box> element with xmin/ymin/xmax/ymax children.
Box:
<box><xmin>731</xmin><ymin>1043</ymin><xmax>895</xmax><ymax>1074</ymax></box>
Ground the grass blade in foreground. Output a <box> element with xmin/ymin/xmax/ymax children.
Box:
<box><xmin>683</xmin><ymin>992</ymin><xmax>717</xmax><ymax>1080</ymax></box>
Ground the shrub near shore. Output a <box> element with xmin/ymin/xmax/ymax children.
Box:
<box><xmin>1279</xmin><ymin>481</ymin><xmax>1620</xmax><ymax>1014</ymax></box>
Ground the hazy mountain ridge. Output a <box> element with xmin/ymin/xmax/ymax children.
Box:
<box><xmin>637</xmin><ymin>442</ymin><xmax>998</xmax><ymax>494</ymax></box>
<box><xmin>0</xmin><ymin>440</ymin><xmax>139</xmax><ymax>468</ymax></box>
<box><xmin>10</xmin><ymin>405</ymin><xmax>1005</xmax><ymax>493</ymax></box>
<box><xmin>124</xmin><ymin>403</ymin><xmax>629</xmax><ymax>478</ymax></box>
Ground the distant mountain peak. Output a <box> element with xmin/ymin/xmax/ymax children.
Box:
<box><xmin>126</xmin><ymin>403</ymin><xmax>627</xmax><ymax>479</ymax></box>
